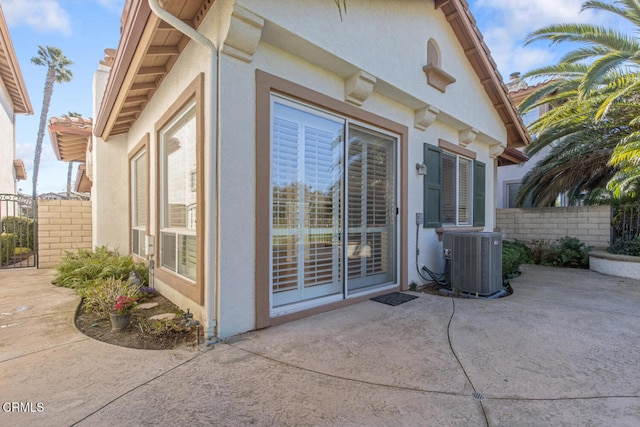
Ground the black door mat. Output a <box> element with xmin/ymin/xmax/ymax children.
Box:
<box><xmin>370</xmin><ymin>292</ymin><xmax>418</xmax><ymax>306</ymax></box>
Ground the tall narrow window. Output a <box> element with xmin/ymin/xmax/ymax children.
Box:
<box><xmin>442</xmin><ymin>153</ymin><xmax>472</xmax><ymax>226</ymax></box>
<box><xmin>160</xmin><ymin>100</ymin><xmax>197</xmax><ymax>281</ymax></box>
<box><xmin>130</xmin><ymin>149</ymin><xmax>147</xmax><ymax>257</ymax></box>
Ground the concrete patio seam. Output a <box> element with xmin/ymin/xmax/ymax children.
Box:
<box><xmin>69</xmin><ymin>351</ymin><xmax>202</xmax><ymax>427</ymax></box>
<box><xmin>227</xmin><ymin>342</ymin><xmax>469</xmax><ymax>398</ymax></box>
<box><xmin>0</xmin><ymin>337</ymin><xmax>92</xmax><ymax>364</ymax></box>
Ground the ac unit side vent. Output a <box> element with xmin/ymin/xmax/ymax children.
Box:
<box><xmin>443</xmin><ymin>232</ymin><xmax>502</xmax><ymax>296</ymax></box>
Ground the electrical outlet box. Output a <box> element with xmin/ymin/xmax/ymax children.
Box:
<box><xmin>145</xmin><ymin>235</ymin><xmax>155</xmax><ymax>256</ymax></box>
<box><xmin>416</xmin><ymin>212</ymin><xmax>423</xmax><ymax>225</ymax></box>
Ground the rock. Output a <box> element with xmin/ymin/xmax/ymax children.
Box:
<box><xmin>149</xmin><ymin>313</ymin><xmax>176</xmax><ymax>321</ymax></box>
<box><xmin>135</xmin><ymin>302</ymin><xmax>159</xmax><ymax>310</ymax></box>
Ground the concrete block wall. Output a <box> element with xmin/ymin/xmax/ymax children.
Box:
<box><xmin>37</xmin><ymin>200</ymin><xmax>92</xmax><ymax>268</ymax></box>
<box><xmin>496</xmin><ymin>206</ymin><xmax>610</xmax><ymax>249</ymax></box>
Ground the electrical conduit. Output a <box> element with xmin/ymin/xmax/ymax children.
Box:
<box><xmin>147</xmin><ymin>0</ymin><xmax>222</xmax><ymax>342</ymax></box>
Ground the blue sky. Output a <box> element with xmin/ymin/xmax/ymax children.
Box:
<box><xmin>3</xmin><ymin>0</ymin><xmax>612</xmax><ymax>194</ymax></box>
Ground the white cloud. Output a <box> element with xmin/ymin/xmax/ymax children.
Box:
<box><xmin>2</xmin><ymin>0</ymin><xmax>71</xmax><ymax>35</ymax></box>
<box><xmin>94</xmin><ymin>0</ymin><xmax>125</xmax><ymax>13</ymax></box>
<box><xmin>470</xmin><ymin>0</ymin><xmax>610</xmax><ymax>77</ymax></box>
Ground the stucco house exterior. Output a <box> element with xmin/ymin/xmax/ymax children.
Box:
<box><xmin>0</xmin><ymin>5</ymin><xmax>32</xmax><ymax>196</ymax></box>
<box><xmin>91</xmin><ymin>0</ymin><xmax>530</xmax><ymax>340</ymax></box>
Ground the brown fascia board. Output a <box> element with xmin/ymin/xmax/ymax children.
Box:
<box><xmin>0</xmin><ymin>5</ymin><xmax>33</xmax><ymax>115</ymax></box>
<box><xmin>438</xmin><ymin>0</ymin><xmax>531</xmax><ymax>148</ymax></box>
<box><xmin>97</xmin><ymin>0</ymin><xmax>530</xmax><ymax>149</ymax></box>
<box><xmin>94</xmin><ymin>0</ymin><xmax>152</xmax><ymax>138</ymax></box>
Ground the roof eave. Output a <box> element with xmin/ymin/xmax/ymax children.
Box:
<box><xmin>437</xmin><ymin>0</ymin><xmax>531</xmax><ymax>149</ymax></box>
<box><xmin>0</xmin><ymin>5</ymin><xmax>33</xmax><ymax>115</ymax></box>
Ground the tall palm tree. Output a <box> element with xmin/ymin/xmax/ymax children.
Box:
<box><xmin>31</xmin><ymin>46</ymin><xmax>73</xmax><ymax>200</ymax></box>
<box><xmin>516</xmin><ymin>0</ymin><xmax>640</xmax><ymax>205</ymax></box>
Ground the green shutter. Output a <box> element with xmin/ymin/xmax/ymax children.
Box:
<box><xmin>473</xmin><ymin>160</ymin><xmax>486</xmax><ymax>227</ymax></box>
<box><xmin>424</xmin><ymin>144</ymin><xmax>442</xmax><ymax>228</ymax></box>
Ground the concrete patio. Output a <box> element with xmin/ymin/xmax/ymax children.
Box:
<box><xmin>1</xmin><ymin>265</ymin><xmax>639</xmax><ymax>426</ymax></box>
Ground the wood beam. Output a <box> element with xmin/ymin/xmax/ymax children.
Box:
<box><xmin>138</xmin><ymin>66</ymin><xmax>166</xmax><ymax>76</ymax></box>
<box><xmin>147</xmin><ymin>45</ymin><xmax>180</xmax><ymax>56</ymax></box>
<box><xmin>130</xmin><ymin>82</ymin><xmax>157</xmax><ymax>91</ymax></box>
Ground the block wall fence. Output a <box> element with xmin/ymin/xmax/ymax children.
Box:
<box><xmin>37</xmin><ymin>200</ymin><xmax>92</xmax><ymax>268</ymax></box>
<box><xmin>495</xmin><ymin>206</ymin><xmax>610</xmax><ymax>249</ymax></box>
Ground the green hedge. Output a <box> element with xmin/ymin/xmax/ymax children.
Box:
<box><xmin>1</xmin><ymin>216</ymin><xmax>35</xmax><ymax>250</ymax></box>
<box><xmin>0</xmin><ymin>233</ymin><xmax>16</xmax><ymax>264</ymax></box>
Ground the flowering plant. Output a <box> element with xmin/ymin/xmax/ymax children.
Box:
<box><xmin>113</xmin><ymin>295</ymin><xmax>138</xmax><ymax>315</ymax></box>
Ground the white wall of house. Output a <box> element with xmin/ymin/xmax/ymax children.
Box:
<box><xmin>0</xmin><ymin>81</ymin><xmax>17</xmax><ymax>195</ymax></box>
<box><xmin>92</xmin><ymin>63</ymin><xmax>129</xmax><ymax>251</ymax></box>
<box><xmin>95</xmin><ymin>0</ymin><xmax>511</xmax><ymax>338</ymax></box>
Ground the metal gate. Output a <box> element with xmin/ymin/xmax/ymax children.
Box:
<box><xmin>0</xmin><ymin>194</ymin><xmax>37</xmax><ymax>268</ymax></box>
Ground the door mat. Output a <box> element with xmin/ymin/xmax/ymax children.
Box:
<box><xmin>370</xmin><ymin>292</ymin><xmax>418</xmax><ymax>306</ymax></box>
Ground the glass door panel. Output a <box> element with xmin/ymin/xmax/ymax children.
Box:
<box><xmin>346</xmin><ymin>126</ymin><xmax>396</xmax><ymax>292</ymax></box>
<box><xmin>271</xmin><ymin>101</ymin><xmax>344</xmax><ymax>307</ymax></box>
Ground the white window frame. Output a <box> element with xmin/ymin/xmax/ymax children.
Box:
<box><xmin>442</xmin><ymin>152</ymin><xmax>473</xmax><ymax>226</ymax></box>
<box><xmin>269</xmin><ymin>95</ymin><xmax>399</xmax><ymax>315</ymax></box>
<box><xmin>130</xmin><ymin>150</ymin><xmax>147</xmax><ymax>257</ymax></box>
<box><xmin>159</xmin><ymin>99</ymin><xmax>197</xmax><ymax>282</ymax></box>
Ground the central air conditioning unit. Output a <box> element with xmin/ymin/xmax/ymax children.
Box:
<box><xmin>443</xmin><ymin>232</ymin><xmax>502</xmax><ymax>296</ymax></box>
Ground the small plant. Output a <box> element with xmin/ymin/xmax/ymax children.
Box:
<box><xmin>527</xmin><ymin>239</ymin><xmax>555</xmax><ymax>265</ymax></box>
<box><xmin>550</xmin><ymin>236</ymin><xmax>590</xmax><ymax>268</ymax></box>
<box><xmin>609</xmin><ymin>237</ymin><xmax>640</xmax><ymax>256</ymax></box>
<box><xmin>137</xmin><ymin>315</ymin><xmax>187</xmax><ymax>337</ymax></box>
<box><xmin>113</xmin><ymin>295</ymin><xmax>139</xmax><ymax>315</ymax></box>
<box><xmin>53</xmin><ymin>246</ymin><xmax>148</xmax><ymax>291</ymax></box>
<box><xmin>502</xmin><ymin>240</ymin><xmax>531</xmax><ymax>280</ymax></box>
<box><xmin>82</xmin><ymin>277</ymin><xmax>142</xmax><ymax>318</ymax></box>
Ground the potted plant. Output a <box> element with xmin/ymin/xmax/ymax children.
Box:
<box><xmin>110</xmin><ymin>295</ymin><xmax>138</xmax><ymax>331</ymax></box>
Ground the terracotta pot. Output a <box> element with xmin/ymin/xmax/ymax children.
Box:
<box><xmin>109</xmin><ymin>312</ymin><xmax>131</xmax><ymax>331</ymax></box>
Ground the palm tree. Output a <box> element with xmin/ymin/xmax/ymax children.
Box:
<box><xmin>31</xmin><ymin>46</ymin><xmax>73</xmax><ymax>200</ymax></box>
<box><xmin>516</xmin><ymin>0</ymin><xmax>640</xmax><ymax>205</ymax></box>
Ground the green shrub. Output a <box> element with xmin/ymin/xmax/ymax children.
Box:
<box><xmin>502</xmin><ymin>240</ymin><xmax>532</xmax><ymax>280</ymax></box>
<box><xmin>609</xmin><ymin>237</ymin><xmax>640</xmax><ymax>256</ymax></box>
<box><xmin>81</xmin><ymin>277</ymin><xmax>142</xmax><ymax>318</ymax></box>
<box><xmin>0</xmin><ymin>233</ymin><xmax>16</xmax><ymax>264</ymax></box>
<box><xmin>53</xmin><ymin>246</ymin><xmax>148</xmax><ymax>291</ymax></box>
<box><xmin>1</xmin><ymin>216</ymin><xmax>35</xmax><ymax>249</ymax></box>
<box><xmin>527</xmin><ymin>239</ymin><xmax>555</xmax><ymax>265</ymax></box>
<box><xmin>549</xmin><ymin>236</ymin><xmax>591</xmax><ymax>268</ymax></box>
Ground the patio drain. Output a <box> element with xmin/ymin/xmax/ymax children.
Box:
<box><xmin>471</xmin><ymin>392</ymin><xmax>485</xmax><ymax>401</ymax></box>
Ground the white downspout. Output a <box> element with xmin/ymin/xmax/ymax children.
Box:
<box><xmin>148</xmin><ymin>0</ymin><xmax>222</xmax><ymax>342</ymax></box>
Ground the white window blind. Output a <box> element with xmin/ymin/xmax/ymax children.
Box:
<box><xmin>271</xmin><ymin>98</ymin><xmax>397</xmax><ymax>310</ymax></box>
<box><xmin>160</xmin><ymin>101</ymin><xmax>197</xmax><ymax>281</ymax></box>
<box><xmin>131</xmin><ymin>151</ymin><xmax>146</xmax><ymax>256</ymax></box>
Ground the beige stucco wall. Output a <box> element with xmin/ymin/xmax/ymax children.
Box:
<box><xmin>496</xmin><ymin>206</ymin><xmax>610</xmax><ymax>249</ymax></box>
<box><xmin>37</xmin><ymin>200</ymin><xmax>93</xmax><ymax>268</ymax></box>
<box><xmin>0</xmin><ymin>81</ymin><xmax>16</xmax><ymax>194</ymax></box>
<box><xmin>94</xmin><ymin>0</ymin><xmax>514</xmax><ymax>337</ymax></box>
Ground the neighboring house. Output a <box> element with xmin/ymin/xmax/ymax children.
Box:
<box><xmin>48</xmin><ymin>115</ymin><xmax>94</xmax><ymax>194</ymax></box>
<box><xmin>497</xmin><ymin>72</ymin><xmax>563</xmax><ymax>208</ymax></box>
<box><xmin>0</xmin><ymin>4</ymin><xmax>33</xmax><ymax>196</ymax></box>
<box><xmin>91</xmin><ymin>0</ymin><xmax>530</xmax><ymax>339</ymax></box>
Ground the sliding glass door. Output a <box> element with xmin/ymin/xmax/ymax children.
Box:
<box><xmin>271</xmin><ymin>97</ymin><xmax>397</xmax><ymax>312</ymax></box>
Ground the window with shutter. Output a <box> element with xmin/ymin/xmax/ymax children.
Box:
<box><xmin>424</xmin><ymin>143</ymin><xmax>485</xmax><ymax>228</ymax></box>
